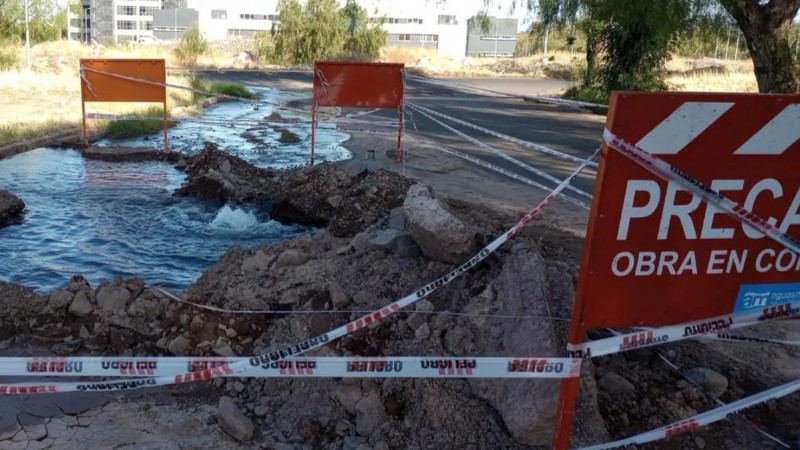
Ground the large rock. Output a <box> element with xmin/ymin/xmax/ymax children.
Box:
<box><xmin>68</xmin><ymin>292</ymin><xmax>94</xmax><ymax>317</ymax></box>
<box><xmin>367</xmin><ymin>229</ymin><xmax>420</xmax><ymax>258</ymax></box>
<box><xmin>686</xmin><ymin>367</ymin><xmax>728</xmax><ymax>397</ymax></box>
<box><xmin>0</xmin><ymin>190</ymin><xmax>24</xmax><ymax>228</ymax></box>
<box><xmin>354</xmin><ymin>391</ymin><xmax>385</xmax><ymax>436</ymax></box>
<box><xmin>48</xmin><ymin>289</ymin><xmax>74</xmax><ymax>310</ymax></box>
<box><xmin>402</xmin><ymin>184</ymin><xmax>476</xmax><ymax>264</ymax></box>
<box><xmin>598</xmin><ymin>372</ymin><xmax>636</xmax><ymax>398</ymax></box>
<box><xmin>95</xmin><ymin>284</ymin><xmax>131</xmax><ymax>314</ymax></box>
<box><xmin>218</xmin><ymin>396</ymin><xmax>254</xmax><ymax>442</ymax></box>
<box><xmin>467</xmin><ymin>249</ymin><xmax>607</xmax><ymax>446</ymax></box>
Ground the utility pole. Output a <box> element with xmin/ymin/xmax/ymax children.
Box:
<box><xmin>24</xmin><ymin>0</ymin><xmax>31</xmax><ymax>71</ymax></box>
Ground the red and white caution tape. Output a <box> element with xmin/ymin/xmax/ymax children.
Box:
<box><xmin>407</xmin><ymin>101</ymin><xmax>599</xmax><ymax>168</ymax></box>
<box><xmin>657</xmin><ymin>353</ymin><xmax>791</xmax><ymax>448</ymax></box>
<box><xmin>603</xmin><ymin>128</ymin><xmax>800</xmax><ymax>255</ymax></box>
<box><xmin>0</xmin><ymin>150</ymin><xmax>597</xmax><ymax>395</ymax></box>
<box><xmin>0</xmin><ymin>356</ymin><xmax>580</xmax><ymax>381</ymax></box>
<box><xmin>698</xmin><ymin>333</ymin><xmax>800</xmax><ymax>347</ymax></box>
<box><xmin>410</xmin><ymin>76</ymin><xmax>608</xmax><ymax>110</ymax></box>
<box><xmin>576</xmin><ymin>378</ymin><xmax>800</xmax><ymax>450</ymax></box>
<box><xmin>407</xmin><ymin>133</ymin><xmax>591</xmax><ymax>210</ymax></box>
<box><xmin>568</xmin><ymin>301</ymin><xmax>800</xmax><ymax>358</ymax></box>
<box><xmin>407</xmin><ymin>103</ymin><xmax>593</xmax><ymax>202</ymax></box>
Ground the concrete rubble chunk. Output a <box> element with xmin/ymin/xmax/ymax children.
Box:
<box><xmin>68</xmin><ymin>292</ymin><xmax>94</xmax><ymax>317</ymax></box>
<box><xmin>96</xmin><ymin>284</ymin><xmax>131</xmax><ymax>314</ymax></box>
<box><xmin>367</xmin><ymin>229</ymin><xmax>420</xmax><ymax>258</ymax></box>
<box><xmin>598</xmin><ymin>372</ymin><xmax>636</xmax><ymax>397</ymax></box>
<box><xmin>168</xmin><ymin>335</ymin><xmax>190</xmax><ymax>355</ymax></box>
<box><xmin>218</xmin><ymin>396</ymin><xmax>254</xmax><ymax>442</ymax></box>
<box><xmin>354</xmin><ymin>391</ymin><xmax>385</xmax><ymax>436</ymax></box>
<box><xmin>686</xmin><ymin>367</ymin><xmax>729</xmax><ymax>397</ymax></box>
<box><xmin>48</xmin><ymin>289</ymin><xmax>73</xmax><ymax>310</ymax></box>
<box><xmin>274</xmin><ymin>249</ymin><xmax>309</xmax><ymax>268</ymax></box>
<box><xmin>328</xmin><ymin>282</ymin><xmax>349</xmax><ymax>308</ymax></box>
<box><xmin>403</xmin><ymin>184</ymin><xmax>476</xmax><ymax>264</ymax></box>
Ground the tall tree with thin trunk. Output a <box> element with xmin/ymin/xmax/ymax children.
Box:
<box><xmin>718</xmin><ymin>0</ymin><xmax>800</xmax><ymax>93</ymax></box>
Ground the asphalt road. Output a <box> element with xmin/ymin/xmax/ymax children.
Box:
<box><xmin>195</xmin><ymin>70</ymin><xmax>606</xmax><ymax>203</ymax></box>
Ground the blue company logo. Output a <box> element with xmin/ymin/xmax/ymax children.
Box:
<box><xmin>733</xmin><ymin>282</ymin><xmax>800</xmax><ymax>313</ymax></box>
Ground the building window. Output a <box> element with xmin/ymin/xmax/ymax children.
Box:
<box><xmin>211</xmin><ymin>9</ymin><xmax>227</xmax><ymax>19</ymax></box>
<box><xmin>386</xmin><ymin>17</ymin><xmax>422</xmax><ymax>25</ymax></box>
<box><xmin>438</xmin><ymin>15</ymin><xmax>457</xmax><ymax>25</ymax></box>
<box><xmin>117</xmin><ymin>20</ymin><xmax>136</xmax><ymax>30</ymax></box>
<box><xmin>421</xmin><ymin>34</ymin><xmax>438</xmax><ymax>42</ymax></box>
<box><xmin>240</xmin><ymin>14</ymin><xmax>267</xmax><ymax>20</ymax></box>
<box><xmin>141</xmin><ymin>21</ymin><xmax>153</xmax><ymax>30</ymax></box>
<box><xmin>398</xmin><ymin>34</ymin><xmax>411</xmax><ymax>41</ymax></box>
<box><xmin>154</xmin><ymin>26</ymin><xmax>187</xmax><ymax>32</ymax></box>
<box><xmin>228</xmin><ymin>29</ymin><xmax>258</xmax><ymax>37</ymax></box>
<box><xmin>268</xmin><ymin>14</ymin><xmax>279</xmax><ymax>21</ymax></box>
<box><xmin>480</xmin><ymin>35</ymin><xmax>516</xmax><ymax>41</ymax></box>
<box><xmin>139</xmin><ymin>6</ymin><xmax>159</xmax><ymax>16</ymax></box>
<box><xmin>116</xmin><ymin>6</ymin><xmax>136</xmax><ymax>16</ymax></box>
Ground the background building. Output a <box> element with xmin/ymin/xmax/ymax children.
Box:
<box><xmin>465</xmin><ymin>16</ymin><xmax>518</xmax><ymax>57</ymax></box>
<box><xmin>66</xmin><ymin>0</ymin><xmax>519</xmax><ymax>58</ymax></box>
<box><xmin>153</xmin><ymin>8</ymin><xmax>199</xmax><ymax>40</ymax></box>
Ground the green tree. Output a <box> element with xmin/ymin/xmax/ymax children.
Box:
<box><xmin>253</xmin><ymin>30</ymin><xmax>275</xmax><ymax>63</ymax></box>
<box><xmin>274</xmin><ymin>0</ymin><xmax>346</xmax><ymax>65</ymax></box>
<box><xmin>719</xmin><ymin>0</ymin><xmax>800</xmax><ymax>93</ymax></box>
<box><xmin>0</xmin><ymin>0</ymin><xmax>63</xmax><ymax>43</ymax></box>
<box><xmin>175</xmin><ymin>23</ymin><xmax>208</xmax><ymax>65</ymax></box>
<box><xmin>341</xmin><ymin>0</ymin><xmax>386</xmax><ymax>60</ymax></box>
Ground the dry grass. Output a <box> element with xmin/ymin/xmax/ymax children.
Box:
<box><xmin>665</xmin><ymin>55</ymin><xmax>757</xmax><ymax>93</ymax></box>
<box><xmin>381</xmin><ymin>46</ymin><xmax>581</xmax><ymax>79</ymax></box>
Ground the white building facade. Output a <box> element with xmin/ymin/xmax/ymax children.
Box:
<box><xmin>185</xmin><ymin>0</ymin><xmax>471</xmax><ymax>58</ymax></box>
<box><xmin>68</xmin><ymin>0</ymin><xmax>512</xmax><ymax>58</ymax></box>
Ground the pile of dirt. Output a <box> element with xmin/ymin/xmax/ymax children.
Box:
<box><xmin>0</xmin><ymin>182</ymin><xmax>610</xmax><ymax>449</ymax></box>
<box><xmin>176</xmin><ymin>142</ymin><xmax>412</xmax><ymax>236</ymax></box>
<box><xmin>3</xmin><ymin>143</ymin><xmax>799</xmax><ymax>449</ymax></box>
<box><xmin>0</xmin><ymin>189</ymin><xmax>24</xmax><ymax>228</ymax></box>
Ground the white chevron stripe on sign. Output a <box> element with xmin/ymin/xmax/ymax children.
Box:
<box><xmin>636</xmin><ymin>102</ymin><xmax>734</xmax><ymax>154</ymax></box>
<box><xmin>734</xmin><ymin>104</ymin><xmax>800</xmax><ymax>155</ymax></box>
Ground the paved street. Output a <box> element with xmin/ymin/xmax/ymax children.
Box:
<box><xmin>195</xmin><ymin>70</ymin><xmax>606</xmax><ymax>202</ymax></box>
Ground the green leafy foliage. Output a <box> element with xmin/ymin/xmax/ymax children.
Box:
<box><xmin>269</xmin><ymin>0</ymin><xmax>386</xmax><ymax>65</ymax></box>
<box><xmin>105</xmin><ymin>106</ymin><xmax>175</xmax><ymax>139</ymax></box>
<box><xmin>175</xmin><ymin>24</ymin><xmax>208</xmax><ymax>65</ymax></box>
<box><xmin>0</xmin><ymin>0</ymin><xmax>64</xmax><ymax>43</ymax></box>
<box><xmin>209</xmin><ymin>83</ymin><xmax>255</xmax><ymax>98</ymax></box>
<box><xmin>341</xmin><ymin>0</ymin><xmax>386</xmax><ymax>60</ymax></box>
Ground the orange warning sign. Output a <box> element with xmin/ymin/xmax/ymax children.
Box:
<box><xmin>79</xmin><ymin>59</ymin><xmax>169</xmax><ymax>151</ymax></box>
<box><xmin>311</xmin><ymin>61</ymin><xmax>405</xmax><ymax>160</ymax></box>
<box><xmin>554</xmin><ymin>91</ymin><xmax>800</xmax><ymax>449</ymax></box>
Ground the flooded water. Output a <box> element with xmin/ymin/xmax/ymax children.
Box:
<box><xmin>98</xmin><ymin>87</ymin><xmax>352</xmax><ymax>168</ymax></box>
<box><xmin>0</xmin><ymin>87</ymin><xmax>351</xmax><ymax>292</ymax></box>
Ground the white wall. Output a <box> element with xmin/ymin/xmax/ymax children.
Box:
<box><xmin>188</xmin><ymin>0</ymin><xmax>280</xmax><ymax>40</ymax></box>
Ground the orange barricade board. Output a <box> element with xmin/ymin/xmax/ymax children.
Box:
<box><xmin>573</xmin><ymin>91</ymin><xmax>800</xmax><ymax>331</ymax></box>
<box><xmin>80</xmin><ymin>59</ymin><xmax>166</xmax><ymax>103</ymax></box>
<box><xmin>313</xmin><ymin>61</ymin><xmax>404</xmax><ymax>108</ymax></box>
<box><xmin>553</xmin><ymin>91</ymin><xmax>800</xmax><ymax>450</ymax></box>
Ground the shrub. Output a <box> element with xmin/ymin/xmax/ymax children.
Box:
<box><xmin>209</xmin><ymin>83</ymin><xmax>254</xmax><ymax>98</ymax></box>
<box><xmin>105</xmin><ymin>106</ymin><xmax>175</xmax><ymax>139</ymax></box>
<box><xmin>175</xmin><ymin>24</ymin><xmax>208</xmax><ymax>65</ymax></box>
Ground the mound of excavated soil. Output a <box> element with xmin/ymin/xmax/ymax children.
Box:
<box><xmin>176</xmin><ymin>142</ymin><xmax>412</xmax><ymax>236</ymax></box>
<box><xmin>3</xmin><ymin>141</ymin><xmax>799</xmax><ymax>450</ymax></box>
<box><xmin>0</xmin><ymin>189</ymin><xmax>24</xmax><ymax>228</ymax></box>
